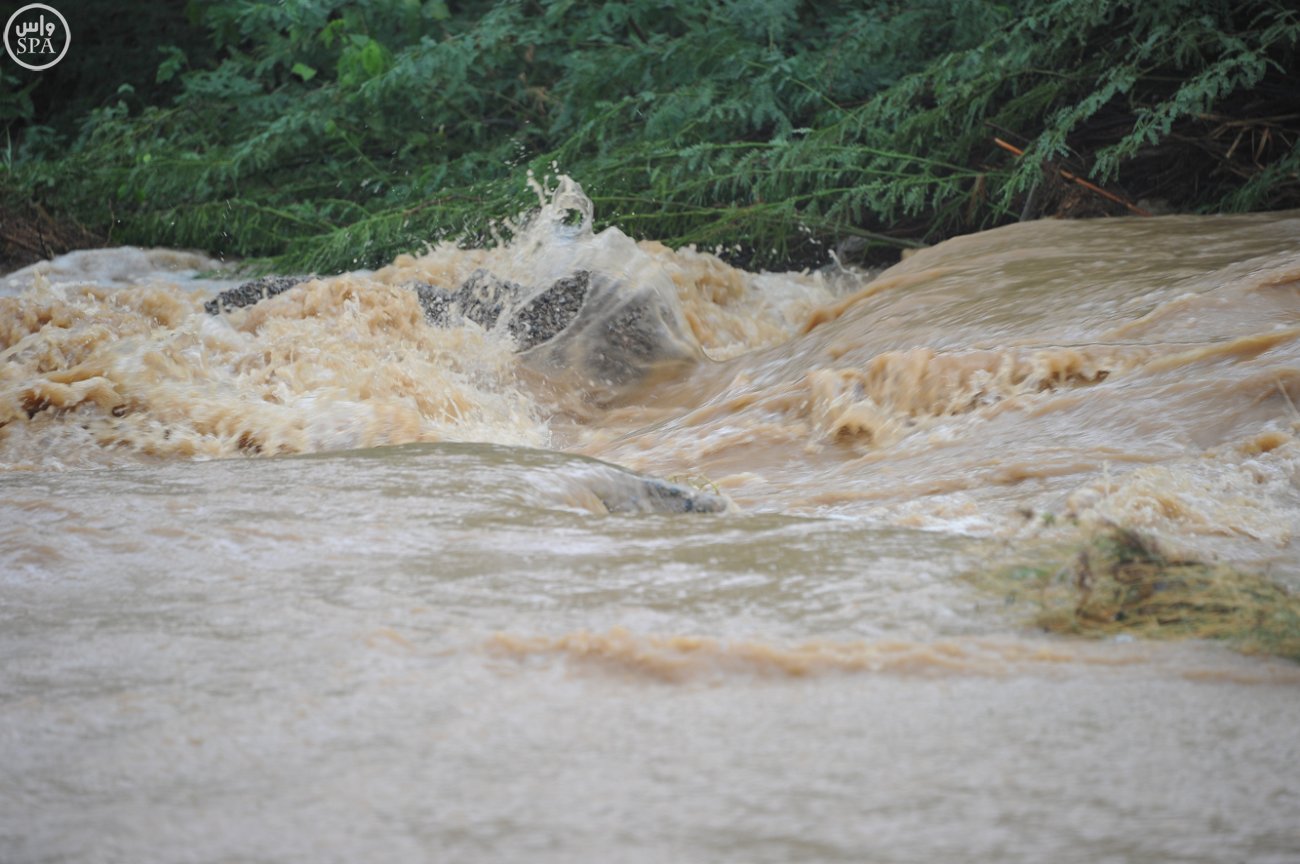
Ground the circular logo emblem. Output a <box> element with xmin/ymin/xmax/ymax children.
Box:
<box><xmin>4</xmin><ymin>4</ymin><xmax>70</xmax><ymax>71</ymax></box>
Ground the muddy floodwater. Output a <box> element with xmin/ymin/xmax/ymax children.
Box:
<box><xmin>2</xmin><ymin>188</ymin><xmax>1299</xmax><ymax>863</ymax></box>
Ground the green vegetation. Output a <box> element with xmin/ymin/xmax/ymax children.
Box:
<box><xmin>2</xmin><ymin>0</ymin><xmax>1298</xmax><ymax>273</ymax></box>
<box><xmin>971</xmin><ymin>528</ymin><xmax>1300</xmax><ymax>661</ymax></box>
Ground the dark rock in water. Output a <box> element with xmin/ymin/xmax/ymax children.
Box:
<box><xmin>408</xmin><ymin>281</ymin><xmax>456</xmax><ymax>326</ymax></box>
<box><xmin>506</xmin><ymin>271</ymin><xmax>589</xmax><ymax>351</ymax></box>
<box><xmin>623</xmin><ymin>476</ymin><xmax>730</xmax><ymax>514</ymax></box>
<box><xmin>201</xmin><ymin>266</ymin><xmax>696</xmax><ymax>403</ymax></box>
<box><xmin>581</xmin><ymin>471</ymin><xmax>731</xmax><ymax>515</ymax></box>
<box><xmin>516</xmin><ymin>270</ymin><xmax>701</xmax><ymax>400</ymax></box>
<box><xmin>204</xmin><ymin>275</ymin><xmax>313</xmax><ymax>315</ymax></box>
<box><xmin>588</xmin><ymin>296</ymin><xmax>669</xmax><ymax>388</ymax></box>
<box><xmin>455</xmin><ymin>269</ymin><xmax>525</xmax><ymax>330</ymax></box>
<box><xmin>403</xmin><ymin>271</ymin><xmax>589</xmax><ymax>345</ymax></box>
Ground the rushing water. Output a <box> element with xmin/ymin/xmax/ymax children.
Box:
<box><xmin>2</xmin><ymin>185</ymin><xmax>1299</xmax><ymax>863</ymax></box>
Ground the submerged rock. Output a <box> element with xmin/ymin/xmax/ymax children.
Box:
<box><xmin>204</xmin><ymin>275</ymin><xmax>313</xmax><ymax>315</ymax></box>
<box><xmin>205</xmin><ymin>266</ymin><xmax>699</xmax><ymax>401</ymax></box>
<box><xmin>590</xmin><ymin>295</ymin><xmax>676</xmax><ymax>387</ymax></box>
<box><xmin>621</xmin><ymin>476</ymin><xmax>731</xmax><ymax>514</ymax></box>
<box><xmin>967</xmin><ymin>528</ymin><xmax>1300</xmax><ymax>661</ymax></box>
<box><xmin>580</xmin><ymin>470</ymin><xmax>732</xmax><ymax>515</ymax></box>
<box><xmin>516</xmin><ymin>270</ymin><xmax>702</xmax><ymax>399</ymax></box>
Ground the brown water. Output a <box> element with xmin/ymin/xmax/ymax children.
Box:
<box><xmin>2</xmin><ymin>184</ymin><xmax>1299</xmax><ymax>863</ymax></box>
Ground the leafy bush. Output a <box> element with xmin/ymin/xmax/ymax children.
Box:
<box><xmin>3</xmin><ymin>0</ymin><xmax>1297</xmax><ymax>272</ymax></box>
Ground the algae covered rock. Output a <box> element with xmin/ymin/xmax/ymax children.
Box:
<box><xmin>970</xmin><ymin>528</ymin><xmax>1300</xmax><ymax>661</ymax></box>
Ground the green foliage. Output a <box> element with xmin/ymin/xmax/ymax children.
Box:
<box><xmin>3</xmin><ymin>0</ymin><xmax>1298</xmax><ymax>272</ymax></box>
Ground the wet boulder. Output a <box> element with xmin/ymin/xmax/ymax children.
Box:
<box><xmin>506</xmin><ymin>271</ymin><xmax>589</xmax><ymax>351</ymax></box>
<box><xmin>516</xmin><ymin>270</ymin><xmax>702</xmax><ymax>400</ymax></box>
<box><xmin>616</xmin><ymin>476</ymin><xmax>731</xmax><ymax>514</ymax></box>
<box><xmin>204</xmin><ymin>275</ymin><xmax>314</xmax><ymax>315</ymax></box>
<box><xmin>404</xmin><ymin>269</ymin><xmax>590</xmax><ymax>350</ymax></box>
<box><xmin>576</xmin><ymin>468</ymin><xmax>732</xmax><ymax>515</ymax></box>
<box><xmin>409</xmin><ymin>282</ymin><xmax>456</xmax><ymax>326</ymax></box>
<box><xmin>407</xmin><ymin>267</ymin><xmax>700</xmax><ymax>400</ymax></box>
<box><xmin>454</xmin><ymin>269</ymin><xmax>525</xmax><ymax>330</ymax></box>
<box><xmin>205</xmin><ymin>266</ymin><xmax>700</xmax><ymax>402</ymax></box>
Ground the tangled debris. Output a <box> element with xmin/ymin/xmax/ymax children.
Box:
<box><xmin>970</xmin><ymin>528</ymin><xmax>1300</xmax><ymax>661</ymax></box>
